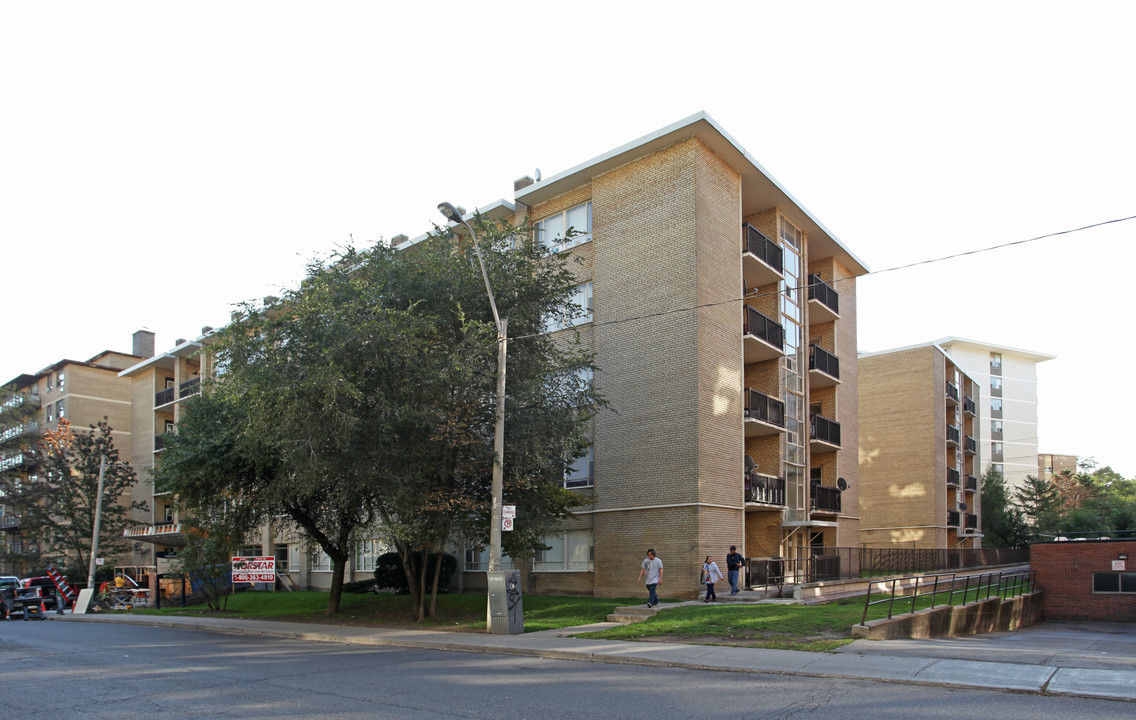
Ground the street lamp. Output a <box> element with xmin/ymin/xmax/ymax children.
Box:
<box><xmin>438</xmin><ymin>202</ymin><xmax>516</xmax><ymax>635</ymax></box>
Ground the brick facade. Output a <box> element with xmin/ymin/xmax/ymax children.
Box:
<box><xmin>1032</xmin><ymin>540</ymin><xmax>1136</xmax><ymax>622</ymax></box>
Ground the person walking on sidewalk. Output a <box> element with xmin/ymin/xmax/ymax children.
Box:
<box><xmin>702</xmin><ymin>555</ymin><xmax>723</xmax><ymax>602</ymax></box>
<box><xmin>725</xmin><ymin>545</ymin><xmax>745</xmax><ymax>596</ymax></box>
<box><xmin>638</xmin><ymin>549</ymin><xmax>663</xmax><ymax>607</ymax></box>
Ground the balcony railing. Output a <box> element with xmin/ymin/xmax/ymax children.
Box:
<box><xmin>2</xmin><ymin>393</ymin><xmax>41</xmax><ymax>410</ymax></box>
<box><xmin>0</xmin><ymin>514</ymin><xmax>20</xmax><ymax>530</ymax></box>
<box><xmin>123</xmin><ymin>523</ymin><xmax>182</xmax><ymax>539</ymax></box>
<box><xmin>809</xmin><ymin>413</ymin><xmax>841</xmax><ymax>448</ymax></box>
<box><xmin>945</xmin><ymin>381</ymin><xmax>959</xmax><ymax>404</ymax></box>
<box><xmin>745</xmin><ymin>474</ymin><xmax>786</xmax><ymax>506</ymax></box>
<box><xmin>0</xmin><ymin>422</ymin><xmax>39</xmax><ymax>444</ymax></box>
<box><xmin>154</xmin><ymin>435</ymin><xmax>166</xmax><ymax>452</ymax></box>
<box><xmin>743</xmin><ymin>223</ymin><xmax>783</xmax><ymax>275</ymax></box>
<box><xmin>811</xmin><ymin>484</ymin><xmax>842</xmax><ymax>513</ymax></box>
<box><xmin>964</xmin><ymin>513</ymin><xmax>979</xmax><ymax>529</ymax></box>
<box><xmin>946</xmin><ymin>424</ymin><xmax>961</xmax><ymax>445</ymax></box>
<box><xmin>808</xmin><ymin>345</ymin><xmax>840</xmax><ymax>380</ymax></box>
<box><xmin>179</xmin><ymin>377</ymin><xmax>200</xmax><ymax>398</ymax></box>
<box><xmin>0</xmin><ymin>453</ymin><xmax>33</xmax><ymax>472</ymax></box>
<box><xmin>965</xmin><ymin>474</ymin><xmax>979</xmax><ymax>492</ymax></box>
<box><xmin>963</xmin><ymin>396</ymin><xmax>976</xmax><ymax>415</ymax></box>
<box><xmin>743</xmin><ymin>306</ymin><xmax>784</xmax><ymax>361</ymax></box>
<box><xmin>807</xmin><ymin>274</ymin><xmax>839</xmax><ymax>318</ymax></box>
<box><xmin>155</xmin><ymin>387</ymin><xmax>176</xmax><ymax>407</ymax></box>
<box><xmin>744</xmin><ymin>388</ymin><xmax>785</xmax><ymax>428</ymax></box>
<box><xmin>947</xmin><ymin>510</ymin><xmax>960</xmax><ymax>527</ymax></box>
<box><xmin>947</xmin><ymin>467</ymin><xmax>961</xmax><ymax>486</ymax></box>
<box><xmin>964</xmin><ymin>436</ymin><xmax>977</xmax><ymax>455</ymax></box>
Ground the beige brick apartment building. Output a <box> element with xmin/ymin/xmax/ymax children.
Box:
<box><xmin>414</xmin><ymin>113</ymin><xmax>869</xmax><ymax>597</ymax></box>
<box><xmin>0</xmin><ymin>334</ymin><xmax>144</xmax><ymax>575</ymax></box>
<box><xmin>859</xmin><ymin>343</ymin><xmax>983</xmax><ymax>549</ymax></box>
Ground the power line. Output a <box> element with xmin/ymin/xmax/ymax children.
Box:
<box><xmin>513</xmin><ymin>213</ymin><xmax>1136</xmax><ymax>341</ymax></box>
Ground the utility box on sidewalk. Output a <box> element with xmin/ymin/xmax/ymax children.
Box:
<box><xmin>487</xmin><ymin>570</ymin><xmax>523</xmax><ymax>635</ymax></box>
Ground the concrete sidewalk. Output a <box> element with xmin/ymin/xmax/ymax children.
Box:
<box><xmin>50</xmin><ymin>612</ymin><xmax>1136</xmax><ymax>702</ymax></box>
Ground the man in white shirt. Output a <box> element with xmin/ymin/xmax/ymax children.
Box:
<box><xmin>637</xmin><ymin>548</ymin><xmax>663</xmax><ymax>607</ymax></box>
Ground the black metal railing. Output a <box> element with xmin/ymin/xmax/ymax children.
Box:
<box><xmin>963</xmin><ymin>397</ymin><xmax>976</xmax><ymax>415</ymax></box>
<box><xmin>808</xmin><ymin>345</ymin><xmax>840</xmax><ymax>379</ymax></box>
<box><xmin>743</xmin><ymin>223</ymin><xmax>783</xmax><ymax>275</ymax></box>
<box><xmin>947</xmin><ymin>424</ymin><xmax>960</xmax><ymax>445</ymax></box>
<box><xmin>811</xmin><ymin>484</ymin><xmax>842</xmax><ymax>513</ymax></box>
<box><xmin>154</xmin><ymin>435</ymin><xmax>166</xmax><ymax>452</ymax></box>
<box><xmin>155</xmin><ymin>387</ymin><xmax>176</xmax><ymax>407</ymax></box>
<box><xmin>745</xmin><ymin>474</ymin><xmax>785</xmax><ymax>506</ymax></box>
<box><xmin>860</xmin><ymin>569</ymin><xmax>1035</xmax><ymax>624</ymax></box>
<box><xmin>947</xmin><ymin>510</ymin><xmax>960</xmax><ymax>527</ymax></box>
<box><xmin>964</xmin><ymin>513</ymin><xmax>979</xmax><ymax>529</ymax></box>
<box><xmin>964</xmin><ymin>436</ymin><xmax>977</xmax><ymax>455</ymax></box>
<box><xmin>744</xmin><ymin>388</ymin><xmax>785</xmax><ymax>427</ymax></box>
<box><xmin>945</xmin><ymin>381</ymin><xmax>959</xmax><ymax>403</ymax></box>
<box><xmin>744</xmin><ymin>306</ymin><xmax>784</xmax><ymax>349</ymax></box>
<box><xmin>807</xmin><ymin>274</ymin><xmax>839</xmax><ymax>315</ymax></box>
<box><xmin>810</xmin><ymin>413</ymin><xmax>841</xmax><ymax>447</ymax></box>
<box><xmin>179</xmin><ymin>377</ymin><xmax>200</xmax><ymax>398</ymax></box>
<box><xmin>947</xmin><ymin>467</ymin><xmax>961</xmax><ymax>486</ymax></box>
<box><xmin>0</xmin><ymin>514</ymin><xmax>21</xmax><ymax>530</ymax></box>
<box><xmin>965</xmin><ymin>474</ymin><xmax>978</xmax><ymax>492</ymax></box>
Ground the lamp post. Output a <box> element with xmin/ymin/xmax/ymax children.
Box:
<box><xmin>438</xmin><ymin>202</ymin><xmax>515</xmax><ymax>634</ymax></box>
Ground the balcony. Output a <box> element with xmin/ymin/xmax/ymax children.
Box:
<box><xmin>179</xmin><ymin>377</ymin><xmax>200</xmax><ymax>398</ymax></box>
<box><xmin>155</xmin><ymin>387</ymin><xmax>176</xmax><ymax>407</ymax></box>
<box><xmin>744</xmin><ymin>388</ymin><xmax>786</xmax><ymax>437</ymax></box>
<box><xmin>964</xmin><ymin>513</ymin><xmax>979</xmax><ymax>530</ymax></box>
<box><xmin>807</xmin><ymin>274</ymin><xmax>839</xmax><ymax>323</ymax></box>
<box><xmin>745</xmin><ymin>473</ymin><xmax>786</xmax><ymax>506</ymax></box>
<box><xmin>742</xmin><ymin>223</ymin><xmax>783</xmax><ymax>287</ymax></box>
<box><xmin>946</xmin><ymin>424</ymin><xmax>960</xmax><ymax>446</ymax></box>
<box><xmin>154</xmin><ymin>435</ymin><xmax>166</xmax><ymax>452</ymax></box>
<box><xmin>0</xmin><ymin>422</ymin><xmax>40</xmax><ymax>444</ymax></box>
<box><xmin>810</xmin><ymin>484</ymin><xmax>842</xmax><ymax>514</ymax></box>
<box><xmin>965</xmin><ymin>474</ymin><xmax>979</xmax><ymax>492</ymax></box>
<box><xmin>123</xmin><ymin>523</ymin><xmax>185</xmax><ymax>546</ymax></box>
<box><xmin>947</xmin><ymin>467</ymin><xmax>961</xmax><ymax>487</ymax></box>
<box><xmin>963</xmin><ymin>396</ymin><xmax>976</xmax><ymax>416</ymax></box>
<box><xmin>0</xmin><ymin>453</ymin><xmax>34</xmax><ymax>472</ymax></box>
<box><xmin>809</xmin><ymin>413</ymin><xmax>841</xmax><ymax>451</ymax></box>
<box><xmin>964</xmin><ymin>436</ymin><xmax>977</xmax><ymax>455</ymax></box>
<box><xmin>808</xmin><ymin>345</ymin><xmax>840</xmax><ymax>388</ymax></box>
<box><xmin>743</xmin><ymin>306</ymin><xmax>785</xmax><ymax>363</ymax></box>
<box><xmin>2</xmin><ymin>393</ymin><xmax>41</xmax><ymax>410</ymax></box>
<box><xmin>945</xmin><ymin>381</ymin><xmax>959</xmax><ymax>405</ymax></box>
<box><xmin>0</xmin><ymin>514</ymin><xmax>21</xmax><ymax>531</ymax></box>
<box><xmin>947</xmin><ymin>510</ymin><xmax>960</xmax><ymax>527</ymax></box>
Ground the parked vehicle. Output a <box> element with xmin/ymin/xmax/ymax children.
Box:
<box><xmin>0</xmin><ymin>577</ymin><xmax>18</xmax><ymax>619</ymax></box>
<box><xmin>18</xmin><ymin>577</ymin><xmax>62</xmax><ymax>612</ymax></box>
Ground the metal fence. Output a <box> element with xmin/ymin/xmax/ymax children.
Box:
<box><xmin>746</xmin><ymin>546</ymin><xmax>1030</xmax><ymax>592</ymax></box>
<box><xmin>859</xmin><ymin>568</ymin><xmax>1035</xmax><ymax>624</ymax></box>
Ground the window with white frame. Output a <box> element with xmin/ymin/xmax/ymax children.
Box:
<box><xmin>535</xmin><ymin>202</ymin><xmax>592</xmax><ymax>253</ymax></box>
<box><xmin>355</xmin><ymin>538</ymin><xmax>387</xmax><ymax>573</ymax></box>
<box><xmin>310</xmin><ymin>548</ymin><xmax>332</xmax><ymax>572</ymax></box>
<box><xmin>45</xmin><ymin>404</ymin><xmax>53</xmax><ymax>422</ymax></box>
<box><xmin>533</xmin><ymin>530</ymin><xmax>593</xmax><ymax>572</ymax></box>
<box><xmin>990</xmin><ymin>352</ymin><xmax>1002</xmax><ymax>369</ymax></box>
<box><xmin>464</xmin><ymin>547</ymin><xmax>514</xmax><ymax>572</ymax></box>
<box><xmin>990</xmin><ymin>376</ymin><xmax>1003</xmax><ymax>391</ymax></box>
<box><xmin>273</xmin><ymin>543</ymin><xmax>290</xmax><ymax>572</ymax></box>
<box><xmin>58</xmin><ymin>371</ymin><xmax>64</xmax><ymax>389</ymax></box>
<box><xmin>565</xmin><ymin>445</ymin><xmax>594</xmax><ymax>488</ymax></box>
<box><xmin>57</xmin><ymin>400</ymin><xmax>64</xmax><ymax>419</ymax></box>
<box><xmin>545</xmin><ymin>282</ymin><xmax>593</xmax><ymax>332</ymax></box>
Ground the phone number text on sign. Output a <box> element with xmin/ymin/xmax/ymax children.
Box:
<box><xmin>232</xmin><ymin>556</ymin><xmax>276</xmax><ymax>582</ymax></box>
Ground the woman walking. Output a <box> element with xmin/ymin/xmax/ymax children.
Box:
<box><xmin>702</xmin><ymin>555</ymin><xmax>723</xmax><ymax>602</ymax></box>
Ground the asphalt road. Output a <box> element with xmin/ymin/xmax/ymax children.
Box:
<box><xmin>1</xmin><ymin>622</ymin><xmax>1132</xmax><ymax>719</ymax></box>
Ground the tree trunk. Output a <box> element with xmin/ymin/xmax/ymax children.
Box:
<box><xmin>428</xmin><ymin>546</ymin><xmax>442</xmax><ymax>618</ymax></box>
<box><xmin>327</xmin><ymin>551</ymin><xmax>347</xmax><ymax>615</ymax></box>
<box><xmin>397</xmin><ymin>544</ymin><xmax>424</xmax><ymax>621</ymax></box>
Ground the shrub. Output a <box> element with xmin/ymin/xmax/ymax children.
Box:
<box><xmin>343</xmin><ymin>579</ymin><xmax>377</xmax><ymax>594</ymax></box>
<box><xmin>373</xmin><ymin>552</ymin><xmax>457</xmax><ymax>594</ymax></box>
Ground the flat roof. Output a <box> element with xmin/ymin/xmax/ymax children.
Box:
<box><xmin>935</xmin><ymin>336</ymin><xmax>1056</xmax><ymax>363</ymax></box>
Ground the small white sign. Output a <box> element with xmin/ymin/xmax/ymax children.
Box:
<box><xmin>502</xmin><ymin>505</ymin><xmax>516</xmax><ymax>519</ymax></box>
<box><xmin>95</xmin><ymin>558</ymin><xmax>104</xmax><ymax>566</ymax></box>
<box><xmin>502</xmin><ymin>517</ymin><xmax>514</xmax><ymax>532</ymax></box>
<box><xmin>1112</xmin><ymin>560</ymin><xmax>1126</xmax><ymax>571</ymax></box>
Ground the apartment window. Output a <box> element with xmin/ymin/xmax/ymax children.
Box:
<box><xmin>991</xmin><ymin>442</ymin><xmax>1004</xmax><ymax>460</ymax></box>
<box><xmin>1092</xmin><ymin>572</ymin><xmax>1136</xmax><ymax>593</ymax></box>
<box><xmin>992</xmin><ymin>463</ymin><xmax>1004</xmax><ymax>476</ymax></box>
<box><xmin>355</xmin><ymin>538</ymin><xmax>387</xmax><ymax>573</ymax></box>
<box><xmin>45</xmin><ymin>404</ymin><xmax>53</xmax><ymax>422</ymax></box>
<box><xmin>57</xmin><ymin>371</ymin><xmax>64</xmax><ymax>389</ymax></box>
<box><xmin>163</xmin><ymin>505</ymin><xmax>174</xmax><ymax>523</ymax></box>
<box><xmin>535</xmin><ymin>201</ymin><xmax>592</xmax><ymax>253</ymax></box>
<box><xmin>464</xmin><ymin>547</ymin><xmax>514</xmax><ymax>572</ymax></box>
<box><xmin>545</xmin><ymin>282</ymin><xmax>593</xmax><ymax>332</ymax></box>
<box><xmin>46</xmin><ymin>375</ymin><xmax>53</xmax><ymax>392</ymax></box>
<box><xmin>990</xmin><ymin>376</ymin><xmax>1003</xmax><ymax>395</ymax></box>
<box><xmin>165</xmin><ymin>420</ymin><xmax>175</xmax><ymax>433</ymax></box>
<box><xmin>990</xmin><ymin>353</ymin><xmax>1002</xmax><ymax>369</ymax></box>
<box><xmin>991</xmin><ymin>398</ymin><xmax>1003</xmax><ymax>417</ymax></box>
<box><xmin>310</xmin><ymin>549</ymin><xmax>332</xmax><ymax>572</ymax></box>
<box><xmin>565</xmin><ymin>445</ymin><xmax>594</xmax><ymax>488</ymax></box>
<box><xmin>56</xmin><ymin>400</ymin><xmax>64</xmax><ymax>419</ymax></box>
<box><xmin>533</xmin><ymin>530</ymin><xmax>593</xmax><ymax>572</ymax></box>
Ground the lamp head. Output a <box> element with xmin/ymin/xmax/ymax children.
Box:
<box><xmin>438</xmin><ymin>202</ymin><xmax>463</xmax><ymax>224</ymax></box>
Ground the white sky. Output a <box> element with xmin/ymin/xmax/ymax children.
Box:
<box><xmin>3</xmin><ymin>2</ymin><xmax>1134</xmax><ymax>476</ymax></box>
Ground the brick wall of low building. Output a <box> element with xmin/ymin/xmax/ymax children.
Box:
<box><xmin>1032</xmin><ymin>540</ymin><xmax>1136</xmax><ymax>622</ymax></box>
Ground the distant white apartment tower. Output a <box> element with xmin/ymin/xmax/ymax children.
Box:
<box><xmin>936</xmin><ymin>338</ymin><xmax>1054</xmax><ymax>494</ymax></box>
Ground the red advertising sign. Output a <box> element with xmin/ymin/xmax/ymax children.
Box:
<box><xmin>232</xmin><ymin>556</ymin><xmax>276</xmax><ymax>583</ymax></box>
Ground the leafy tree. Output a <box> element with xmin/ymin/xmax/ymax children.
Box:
<box><xmin>2</xmin><ymin>418</ymin><xmax>146</xmax><ymax>575</ymax></box>
<box><xmin>173</xmin><ymin>518</ymin><xmax>245</xmax><ymax>611</ymax></box>
<box><xmin>979</xmin><ymin>466</ymin><xmax>1029</xmax><ymax>548</ymax></box>
<box><xmin>1013</xmin><ymin>474</ymin><xmax>1059</xmax><ymax>538</ymax></box>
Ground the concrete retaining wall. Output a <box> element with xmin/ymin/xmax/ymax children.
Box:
<box><xmin>850</xmin><ymin>591</ymin><xmax>1043</xmax><ymax>640</ymax></box>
